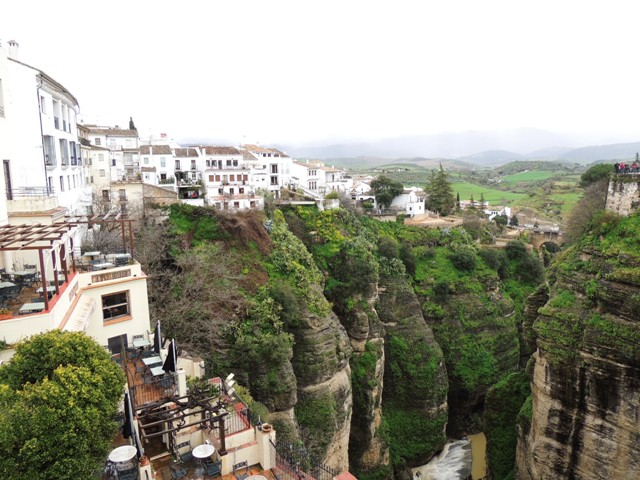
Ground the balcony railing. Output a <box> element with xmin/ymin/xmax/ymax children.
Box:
<box><xmin>45</xmin><ymin>154</ymin><xmax>56</xmax><ymax>167</ymax></box>
<box><xmin>8</xmin><ymin>186</ymin><xmax>56</xmax><ymax>197</ymax></box>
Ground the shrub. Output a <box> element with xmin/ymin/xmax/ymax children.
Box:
<box><xmin>399</xmin><ymin>242</ymin><xmax>416</xmax><ymax>277</ymax></box>
<box><xmin>449</xmin><ymin>249</ymin><xmax>477</xmax><ymax>271</ymax></box>
<box><xmin>378</xmin><ymin>236</ymin><xmax>399</xmax><ymax>260</ymax></box>
<box><xmin>324</xmin><ymin>190</ymin><xmax>339</xmax><ymax>199</ymax></box>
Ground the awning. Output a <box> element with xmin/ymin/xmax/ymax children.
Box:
<box><xmin>63</xmin><ymin>296</ymin><xmax>97</xmax><ymax>332</ymax></box>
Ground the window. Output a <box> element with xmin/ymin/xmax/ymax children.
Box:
<box><xmin>98</xmin><ymin>153</ymin><xmax>104</xmax><ymax>162</ymax></box>
<box><xmin>119</xmin><ymin>189</ymin><xmax>126</xmax><ymax>201</ymax></box>
<box><xmin>102</xmin><ymin>189</ymin><xmax>110</xmax><ymax>200</ymax></box>
<box><xmin>99</xmin><ymin>169</ymin><xmax>106</xmax><ymax>177</ymax></box>
<box><xmin>59</xmin><ymin>176</ymin><xmax>65</xmax><ymax>192</ymax></box>
<box><xmin>160</xmin><ymin>173</ymin><xmax>167</xmax><ymax>181</ymax></box>
<box><xmin>95</xmin><ymin>138</ymin><xmax>101</xmax><ymax>146</ymax></box>
<box><xmin>175</xmin><ymin>160</ymin><xmax>181</xmax><ymax>170</ymax></box>
<box><xmin>206</xmin><ymin>160</ymin><xmax>211</xmax><ymax>167</ymax></box>
<box><xmin>226</xmin><ymin>160</ymin><xmax>231</xmax><ymax>166</ymax></box>
<box><xmin>43</xmin><ymin>136</ymin><xmax>56</xmax><ymax>165</ymax></box>
<box><xmin>109</xmin><ymin>138</ymin><xmax>116</xmax><ymax>148</ymax></box>
<box><xmin>309</xmin><ymin>169</ymin><xmax>317</xmax><ymax>176</ymax></box>
<box><xmin>191</xmin><ymin>160</ymin><xmax>196</xmax><ymax>170</ymax></box>
<box><xmin>59</xmin><ymin>139</ymin><xmax>69</xmax><ymax>165</ymax></box>
<box><xmin>270</xmin><ymin>176</ymin><xmax>278</xmax><ymax>186</ymax></box>
<box><xmin>40</xmin><ymin>95</ymin><xmax>46</xmax><ymax>114</ymax></box>
<box><xmin>160</xmin><ymin>157</ymin><xmax>166</xmax><ymax>168</ymax></box>
<box><xmin>102</xmin><ymin>291</ymin><xmax>130</xmax><ymax>321</ymax></box>
<box><xmin>143</xmin><ymin>157</ymin><xmax>149</xmax><ymax>165</ymax></box>
<box><xmin>209</xmin><ymin>175</ymin><xmax>214</xmax><ymax>182</ymax></box>
<box><xmin>234</xmin><ymin>201</ymin><xmax>240</xmax><ymax>208</ymax></box>
<box><xmin>48</xmin><ymin>176</ymin><xmax>53</xmax><ymax>192</ymax></box>
<box><xmin>239</xmin><ymin>187</ymin><xmax>244</xmax><ymax>194</ymax></box>
<box><xmin>111</xmin><ymin>158</ymin><xmax>116</xmax><ymax>166</ymax></box>
<box><xmin>271</xmin><ymin>164</ymin><xmax>278</xmax><ymax>174</ymax></box>
<box><xmin>233</xmin><ymin>160</ymin><xmax>238</xmax><ymax>167</ymax></box>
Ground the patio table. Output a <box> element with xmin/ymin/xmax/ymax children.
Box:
<box><xmin>150</xmin><ymin>366</ymin><xmax>165</xmax><ymax>377</ymax></box>
<box><xmin>142</xmin><ymin>355</ymin><xmax>162</xmax><ymax>367</ymax></box>
<box><xmin>132</xmin><ymin>338</ymin><xmax>151</xmax><ymax>348</ymax></box>
<box><xmin>18</xmin><ymin>302</ymin><xmax>45</xmax><ymax>314</ymax></box>
<box><xmin>192</xmin><ymin>444</ymin><xmax>215</xmax><ymax>460</ymax></box>
<box><xmin>36</xmin><ymin>286</ymin><xmax>57</xmax><ymax>294</ymax></box>
<box><xmin>108</xmin><ymin>445</ymin><xmax>137</xmax><ymax>463</ymax></box>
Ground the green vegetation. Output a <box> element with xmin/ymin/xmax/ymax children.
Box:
<box><xmin>370</xmin><ymin>175</ymin><xmax>404</xmax><ymax>211</ymax></box>
<box><xmin>425</xmin><ymin>164</ymin><xmax>455</xmax><ymax>215</ymax></box>
<box><xmin>295</xmin><ymin>392</ymin><xmax>338</xmax><ymax>461</ymax></box>
<box><xmin>501</xmin><ymin>170</ymin><xmax>556</xmax><ymax>183</ymax></box>
<box><xmin>580</xmin><ymin>163</ymin><xmax>614</xmax><ymax>187</ymax></box>
<box><xmin>0</xmin><ymin>331</ymin><xmax>125</xmax><ymax>479</ymax></box>
<box><xmin>451</xmin><ymin>181</ymin><xmax>525</xmax><ymax>204</ymax></box>
<box><xmin>484</xmin><ymin>372</ymin><xmax>530</xmax><ymax>480</ymax></box>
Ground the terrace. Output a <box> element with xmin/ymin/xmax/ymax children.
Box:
<box><xmin>0</xmin><ymin>214</ymin><xmax>137</xmax><ymax>338</ymax></box>
<box><xmin>107</xmin><ymin>335</ymin><xmax>346</xmax><ymax>480</ymax></box>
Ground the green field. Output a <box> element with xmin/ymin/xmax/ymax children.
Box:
<box><xmin>501</xmin><ymin>171</ymin><xmax>556</xmax><ymax>183</ymax></box>
<box><xmin>452</xmin><ymin>182</ymin><xmax>526</xmax><ymax>204</ymax></box>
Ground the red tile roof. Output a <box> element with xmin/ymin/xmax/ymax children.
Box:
<box><xmin>202</xmin><ymin>146</ymin><xmax>241</xmax><ymax>155</ymax></box>
<box><xmin>88</xmin><ymin>128</ymin><xmax>138</xmax><ymax>137</ymax></box>
<box><xmin>139</xmin><ymin>145</ymin><xmax>172</xmax><ymax>155</ymax></box>
<box><xmin>174</xmin><ymin>148</ymin><xmax>199</xmax><ymax>157</ymax></box>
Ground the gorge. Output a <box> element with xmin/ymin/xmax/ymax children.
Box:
<box><xmin>137</xmin><ymin>186</ymin><xmax>639</xmax><ymax>480</ymax></box>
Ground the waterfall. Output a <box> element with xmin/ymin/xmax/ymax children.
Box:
<box><xmin>412</xmin><ymin>439</ymin><xmax>473</xmax><ymax>480</ymax></box>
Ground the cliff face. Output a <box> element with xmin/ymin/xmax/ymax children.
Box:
<box><xmin>517</xmin><ymin>213</ymin><xmax>640</xmax><ymax>479</ymax></box>
<box><xmin>377</xmin><ymin>269</ymin><xmax>449</xmax><ymax>468</ymax></box>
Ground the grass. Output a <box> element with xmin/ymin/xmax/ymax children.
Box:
<box><xmin>501</xmin><ymin>171</ymin><xmax>556</xmax><ymax>183</ymax></box>
<box><xmin>451</xmin><ymin>181</ymin><xmax>526</xmax><ymax>204</ymax></box>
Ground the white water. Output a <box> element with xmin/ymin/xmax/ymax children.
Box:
<box><xmin>411</xmin><ymin>439</ymin><xmax>473</xmax><ymax>480</ymax></box>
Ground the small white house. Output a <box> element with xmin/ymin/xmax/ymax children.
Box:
<box><xmin>390</xmin><ymin>188</ymin><xmax>426</xmax><ymax>216</ymax></box>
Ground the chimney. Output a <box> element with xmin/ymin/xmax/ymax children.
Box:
<box><xmin>7</xmin><ymin>39</ymin><xmax>19</xmax><ymax>60</ymax></box>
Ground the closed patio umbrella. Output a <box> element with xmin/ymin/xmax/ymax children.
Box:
<box><xmin>153</xmin><ymin>320</ymin><xmax>163</xmax><ymax>354</ymax></box>
<box><xmin>122</xmin><ymin>391</ymin><xmax>143</xmax><ymax>458</ymax></box>
<box><xmin>162</xmin><ymin>339</ymin><xmax>177</xmax><ymax>373</ymax></box>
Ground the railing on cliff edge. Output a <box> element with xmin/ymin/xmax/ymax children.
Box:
<box><xmin>269</xmin><ymin>439</ymin><xmax>339</xmax><ymax>480</ymax></box>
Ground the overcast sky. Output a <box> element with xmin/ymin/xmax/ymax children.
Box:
<box><xmin>2</xmin><ymin>0</ymin><xmax>639</xmax><ymax>146</ymax></box>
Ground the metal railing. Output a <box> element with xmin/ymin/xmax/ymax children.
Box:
<box><xmin>269</xmin><ymin>439</ymin><xmax>339</xmax><ymax>480</ymax></box>
<box><xmin>225</xmin><ymin>405</ymin><xmax>251</xmax><ymax>435</ymax></box>
<box><xmin>129</xmin><ymin>372</ymin><xmax>178</xmax><ymax>408</ymax></box>
<box><xmin>8</xmin><ymin>186</ymin><xmax>55</xmax><ymax>197</ymax></box>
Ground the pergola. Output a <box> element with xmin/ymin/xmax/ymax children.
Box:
<box><xmin>0</xmin><ymin>212</ymin><xmax>135</xmax><ymax>311</ymax></box>
<box><xmin>0</xmin><ymin>223</ymin><xmax>78</xmax><ymax>311</ymax></box>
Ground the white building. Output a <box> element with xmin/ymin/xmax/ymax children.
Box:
<box><xmin>1</xmin><ymin>40</ymin><xmax>87</xmax><ymax>215</ymax></box>
<box><xmin>203</xmin><ymin>146</ymin><xmax>263</xmax><ymax>210</ymax></box>
<box><xmin>390</xmin><ymin>187</ymin><xmax>426</xmax><ymax>217</ymax></box>
<box><xmin>139</xmin><ymin>144</ymin><xmax>173</xmax><ymax>186</ymax></box>
<box><xmin>85</xmin><ymin>125</ymin><xmax>140</xmax><ymax>182</ymax></box>
<box><xmin>242</xmin><ymin>145</ymin><xmax>292</xmax><ymax>198</ymax></box>
<box><xmin>290</xmin><ymin>160</ymin><xmax>324</xmax><ymax>197</ymax></box>
<box><xmin>483</xmin><ymin>205</ymin><xmax>512</xmax><ymax>221</ymax></box>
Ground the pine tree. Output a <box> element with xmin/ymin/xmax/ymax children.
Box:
<box><xmin>479</xmin><ymin>192</ymin><xmax>486</xmax><ymax>208</ymax></box>
<box><xmin>456</xmin><ymin>192</ymin><xmax>461</xmax><ymax>212</ymax></box>
<box><xmin>425</xmin><ymin>164</ymin><xmax>455</xmax><ymax>215</ymax></box>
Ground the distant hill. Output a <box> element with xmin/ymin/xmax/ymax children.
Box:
<box><xmin>558</xmin><ymin>142</ymin><xmax>640</xmax><ymax>163</ymax></box>
<box><xmin>525</xmin><ymin>146</ymin><xmax>574</xmax><ymax>159</ymax></box>
<box><xmin>283</xmin><ymin>128</ymin><xmax>575</xmax><ymax>159</ymax></box>
<box><xmin>456</xmin><ymin>149</ymin><xmax>523</xmax><ymax>167</ymax></box>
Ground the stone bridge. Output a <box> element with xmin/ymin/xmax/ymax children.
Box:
<box><xmin>529</xmin><ymin>229</ymin><xmax>565</xmax><ymax>251</ymax></box>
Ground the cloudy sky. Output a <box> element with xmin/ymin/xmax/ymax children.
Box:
<box><xmin>2</xmin><ymin>0</ymin><xmax>639</xmax><ymax>146</ymax></box>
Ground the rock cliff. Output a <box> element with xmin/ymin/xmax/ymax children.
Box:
<box><xmin>517</xmin><ymin>212</ymin><xmax>640</xmax><ymax>479</ymax></box>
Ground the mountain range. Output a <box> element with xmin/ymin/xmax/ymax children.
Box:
<box><xmin>278</xmin><ymin>129</ymin><xmax>640</xmax><ymax>166</ymax></box>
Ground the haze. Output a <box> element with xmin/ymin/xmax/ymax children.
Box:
<box><xmin>2</xmin><ymin>0</ymin><xmax>638</xmax><ymax>147</ymax></box>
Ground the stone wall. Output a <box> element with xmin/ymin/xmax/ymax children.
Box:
<box><xmin>605</xmin><ymin>174</ymin><xmax>640</xmax><ymax>216</ymax></box>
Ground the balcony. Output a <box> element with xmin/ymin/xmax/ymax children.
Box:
<box><xmin>45</xmin><ymin>154</ymin><xmax>56</xmax><ymax>167</ymax></box>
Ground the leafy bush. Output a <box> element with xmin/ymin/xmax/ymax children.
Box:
<box><xmin>378</xmin><ymin>235</ymin><xmax>399</xmax><ymax>260</ymax></box>
<box><xmin>479</xmin><ymin>248</ymin><xmax>509</xmax><ymax>279</ymax></box>
<box><xmin>505</xmin><ymin>241</ymin><xmax>528</xmax><ymax>261</ymax></box>
<box><xmin>399</xmin><ymin>242</ymin><xmax>416</xmax><ymax>277</ymax></box>
<box><xmin>324</xmin><ymin>190</ymin><xmax>339</xmax><ymax>199</ymax></box>
<box><xmin>449</xmin><ymin>249</ymin><xmax>477</xmax><ymax>271</ymax></box>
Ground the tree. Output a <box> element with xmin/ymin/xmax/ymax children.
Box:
<box><xmin>565</xmin><ymin>179</ymin><xmax>609</xmax><ymax>243</ymax></box>
<box><xmin>479</xmin><ymin>192</ymin><xmax>486</xmax><ymax>208</ymax></box>
<box><xmin>579</xmin><ymin>163</ymin><xmax>614</xmax><ymax>187</ymax></box>
<box><xmin>425</xmin><ymin>164</ymin><xmax>455</xmax><ymax>215</ymax></box>
<box><xmin>456</xmin><ymin>192</ymin><xmax>461</xmax><ymax>212</ymax></box>
<box><xmin>370</xmin><ymin>176</ymin><xmax>404</xmax><ymax>211</ymax></box>
<box><xmin>509</xmin><ymin>214</ymin><xmax>519</xmax><ymax>227</ymax></box>
<box><xmin>129</xmin><ymin>116</ymin><xmax>137</xmax><ymax>130</ymax></box>
<box><xmin>494</xmin><ymin>213</ymin><xmax>508</xmax><ymax>227</ymax></box>
<box><xmin>0</xmin><ymin>331</ymin><xmax>125</xmax><ymax>479</ymax></box>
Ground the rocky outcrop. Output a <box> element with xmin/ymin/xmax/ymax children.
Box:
<box><xmin>378</xmin><ymin>273</ymin><xmax>448</xmax><ymax>468</ymax></box>
<box><xmin>517</xmin><ymin>215</ymin><xmax>640</xmax><ymax>480</ymax></box>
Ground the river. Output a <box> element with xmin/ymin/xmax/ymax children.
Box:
<box><xmin>411</xmin><ymin>433</ymin><xmax>487</xmax><ymax>480</ymax></box>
